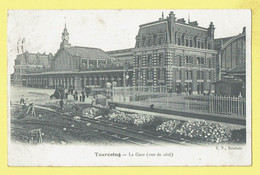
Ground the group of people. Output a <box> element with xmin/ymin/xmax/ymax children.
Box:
<box><xmin>52</xmin><ymin>86</ymin><xmax>96</xmax><ymax>111</ymax></box>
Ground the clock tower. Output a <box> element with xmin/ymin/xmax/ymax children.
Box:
<box><xmin>60</xmin><ymin>23</ymin><xmax>71</xmax><ymax>49</ymax></box>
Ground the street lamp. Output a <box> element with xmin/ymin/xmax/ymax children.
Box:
<box><xmin>112</xmin><ymin>81</ymin><xmax>117</xmax><ymax>101</ymax></box>
<box><xmin>123</xmin><ymin>62</ymin><xmax>130</xmax><ymax>102</ymax></box>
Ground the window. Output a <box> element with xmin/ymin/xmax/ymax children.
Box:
<box><xmin>177</xmin><ymin>38</ymin><xmax>181</xmax><ymax>45</ymax></box>
<box><xmin>177</xmin><ymin>70</ymin><xmax>181</xmax><ymax>79</ymax></box>
<box><xmin>208</xmin><ymin>43</ymin><xmax>211</xmax><ymax>50</ymax></box>
<box><xmin>136</xmin><ymin>41</ymin><xmax>140</xmax><ymax>48</ymax></box>
<box><xmin>201</xmin><ymin>42</ymin><xmax>204</xmax><ymax>49</ymax></box>
<box><xmin>201</xmin><ymin>57</ymin><xmax>204</xmax><ymax>64</ymax></box>
<box><xmin>142</xmin><ymin>37</ymin><xmax>146</xmax><ymax>47</ymax></box>
<box><xmin>159</xmin><ymin>69</ymin><xmax>165</xmax><ymax>79</ymax></box>
<box><xmin>189</xmin><ymin>56</ymin><xmax>193</xmax><ymax>64</ymax></box>
<box><xmin>189</xmin><ymin>71</ymin><xmax>193</xmax><ymax>79</ymax></box>
<box><xmin>208</xmin><ymin>58</ymin><xmax>211</xmax><ymax>68</ymax></box>
<box><xmin>185</xmin><ymin>39</ymin><xmax>189</xmax><ymax>47</ymax></box>
<box><xmin>185</xmin><ymin>70</ymin><xmax>188</xmax><ymax>79</ymax></box>
<box><xmin>185</xmin><ymin>56</ymin><xmax>192</xmax><ymax>64</ymax></box>
<box><xmin>153</xmin><ymin>34</ymin><xmax>157</xmax><ymax>45</ymax></box>
<box><xmin>185</xmin><ymin>56</ymin><xmax>188</xmax><ymax>64</ymax></box>
<box><xmin>136</xmin><ymin>56</ymin><xmax>142</xmax><ymax>66</ymax></box>
<box><xmin>136</xmin><ymin>70</ymin><xmax>140</xmax><ymax>79</ymax></box>
<box><xmin>196</xmin><ymin>57</ymin><xmax>200</xmax><ymax>65</ymax></box>
<box><xmin>159</xmin><ymin>53</ymin><xmax>164</xmax><ymax>65</ymax></box>
<box><xmin>194</xmin><ymin>37</ymin><xmax>197</xmax><ymax>47</ymax></box>
<box><xmin>197</xmin><ymin>71</ymin><xmax>200</xmax><ymax>79</ymax></box>
<box><xmin>147</xmin><ymin>69</ymin><xmax>153</xmax><ymax>79</ymax></box>
<box><xmin>147</xmin><ymin>54</ymin><xmax>152</xmax><ymax>65</ymax></box>
<box><xmin>198</xmin><ymin>41</ymin><xmax>200</xmax><ymax>48</ymax></box>
<box><xmin>178</xmin><ymin>56</ymin><xmax>182</xmax><ymax>66</ymax></box>
<box><xmin>201</xmin><ymin>71</ymin><xmax>204</xmax><ymax>79</ymax></box>
<box><xmin>159</xmin><ymin>37</ymin><xmax>163</xmax><ymax>45</ymax></box>
<box><xmin>148</xmin><ymin>38</ymin><xmax>152</xmax><ymax>47</ymax></box>
<box><xmin>190</xmin><ymin>40</ymin><xmax>192</xmax><ymax>47</ymax></box>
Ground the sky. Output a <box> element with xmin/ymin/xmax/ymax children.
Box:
<box><xmin>7</xmin><ymin>9</ymin><xmax>251</xmax><ymax>73</ymax></box>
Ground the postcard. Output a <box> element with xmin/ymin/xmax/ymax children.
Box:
<box><xmin>8</xmin><ymin>9</ymin><xmax>251</xmax><ymax>166</ymax></box>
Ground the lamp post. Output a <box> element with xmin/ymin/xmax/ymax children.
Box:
<box><xmin>112</xmin><ymin>81</ymin><xmax>117</xmax><ymax>101</ymax></box>
<box><xmin>123</xmin><ymin>62</ymin><xmax>129</xmax><ymax>102</ymax></box>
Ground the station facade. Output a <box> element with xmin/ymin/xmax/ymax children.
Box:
<box><xmin>132</xmin><ymin>11</ymin><xmax>218</xmax><ymax>94</ymax></box>
<box><xmin>23</xmin><ymin>25</ymin><xmax>133</xmax><ymax>90</ymax></box>
<box><xmin>12</xmin><ymin>11</ymin><xmax>246</xmax><ymax>95</ymax></box>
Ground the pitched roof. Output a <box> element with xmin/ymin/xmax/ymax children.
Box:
<box><xmin>64</xmin><ymin>46</ymin><xmax>110</xmax><ymax>59</ymax></box>
<box><xmin>15</xmin><ymin>52</ymin><xmax>51</xmax><ymax>66</ymax></box>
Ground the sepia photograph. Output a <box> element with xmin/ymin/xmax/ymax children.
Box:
<box><xmin>7</xmin><ymin>9</ymin><xmax>251</xmax><ymax>166</ymax></box>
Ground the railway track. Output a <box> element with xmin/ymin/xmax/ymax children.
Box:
<box><xmin>11</xmin><ymin>119</ymin><xmax>156</xmax><ymax>146</ymax></box>
<box><xmin>11</xmin><ymin>103</ymin><xmax>201</xmax><ymax>146</ymax></box>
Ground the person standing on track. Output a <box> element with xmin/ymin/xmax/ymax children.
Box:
<box><xmin>59</xmin><ymin>99</ymin><xmax>64</xmax><ymax>111</ymax></box>
<box><xmin>20</xmin><ymin>95</ymin><xmax>25</xmax><ymax>104</ymax></box>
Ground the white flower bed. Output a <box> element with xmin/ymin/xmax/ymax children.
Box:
<box><xmin>108</xmin><ymin>110</ymin><xmax>154</xmax><ymax>127</ymax></box>
<box><xmin>156</xmin><ymin>120</ymin><xmax>232</xmax><ymax>143</ymax></box>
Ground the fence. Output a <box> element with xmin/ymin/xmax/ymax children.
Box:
<box><xmin>110</xmin><ymin>87</ymin><xmax>246</xmax><ymax>117</ymax></box>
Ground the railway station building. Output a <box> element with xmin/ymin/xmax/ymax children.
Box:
<box><xmin>132</xmin><ymin>11</ymin><xmax>218</xmax><ymax>94</ymax></box>
<box><xmin>23</xmin><ymin>25</ymin><xmax>133</xmax><ymax>90</ymax></box>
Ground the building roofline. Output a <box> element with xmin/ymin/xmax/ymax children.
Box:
<box><xmin>139</xmin><ymin>19</ymin><xmax>168</xmax><ymax>27</ymax></box>
<box><xmin>106</xmin><ymin>48</ymin><xmax>133</xmax><ymax>53</ymax></box>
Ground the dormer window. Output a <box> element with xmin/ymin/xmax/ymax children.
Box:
<box><xmin>177</xmin><ymin>38</ymin><xmax>181</xmax><ymax>45</ymax></box>
<box><xmin>159</xmin><ymin>37</ymin><xmax>163</xmax><ymax>45</ymax></box>
<box><xmin>148</xmin><ymin>38</ymin><xmax>152</xmax><ymax>47</ymax></box>
<box><xmin>142</xmin><ymin>37</ymin><xmax>146</xmax><ymax>47</ymax></box>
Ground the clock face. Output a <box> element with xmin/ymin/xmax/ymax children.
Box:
<box><xmin>62</xmin><ymin>35</ymin><xmax>69</xmax><ymax>41</ymax></box>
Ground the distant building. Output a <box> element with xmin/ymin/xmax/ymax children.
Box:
<box><xmin>133</xmin><ymin>11</ymin><xmax>217</xmax><ymax>94</ymax></box>
<box><xmin>214</xmin><ymin>27</ymin><xmax>246</xmax><ymax>96</ymax></box>
<box><xmin>214</xmin><ymin>27</ymin><xmax>246</xmax><ymax>80</ymax></box>
<box><xmin>106</xmin><ymin>48</ymin><xmax>133</xmax><ymax>67</ymax></box>
<box><xmin>13</xmin><ymin>51</ymin><xmax>53</xmax><ymax>86</ymax></box>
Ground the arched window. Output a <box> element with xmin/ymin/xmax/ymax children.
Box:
<box><xmin>153</xmin><ymin>34</ymin><xmax>157</xmax><ymax>45</ymax></box>
<box><xmin>182</xmin><ymin>34</ymin><xmax>185</xmax><ymax>46</ymax></box>
<box><xmin>201</xmin><ymin>42</ymin><xmax>204</xmax><ymax>49</ymax></box>
<box><xmin>159</xmin><ymin>37</ymin><xmax>163</xmax><ymax>45</ymax></box>
<box><xmin>177</xmin><ymin>38</ymin><xmax>181</xmax><ymax>45</ymax></box>
<box><xmin>148</xmin><ymin>38</ymin><xmax>152</xmax><ymax>47</ymax></box>
<box><xmin>185</xmin><ymin>39</ymin><xmax>189</xmax><ymax>46</ymax></box>
<box><xmin>194</xmin><ymin>37</ymin><xmax>197</xmax><ymax>47</ymax></box>
<box><xmin>189</xmin><ymin>40</ymin><xmax>192</xmax><ymax>47</ymax></box>
<box><xmin>142</xmin><ymin>37</ymin><xmax>146</xmax><ymax>47</ymax></box>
